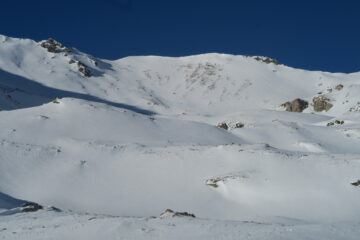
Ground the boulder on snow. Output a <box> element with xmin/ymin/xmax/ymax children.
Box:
<box><xmin>205</xmin><ymin>178</ymin><xmax>221</xmax><ymax>188</ymax></box>
<box><xmin>351</xmin><ymin>180</ymin><xmax>360</xmax><ymax>187</ymax></box>
<box><xmin>335</xmin><ymin>84</ymin><xmax>344</xmax><ymax>91</ymax></box>
<box><xmin>281</xmin><ymin>98</ymin><xmax>309</xmax><ymax>112</ymax></box>
<box><xmin>235</xmin><ymin>122</ymin><xmax>245</xmax><ymax>128</ymax></box>
<box><xmin>313</xmin><ymin>95</ymin><xmax>333</xmax><ymax>112</ymax></box>
<box><xmin>205</xmin><ymin>174</ymin><xmax>243</xmax><ymax>188</ymax></box>
<box><xmin>52</xmin><ymin>98</ymin><xmax>61</xmax><ymax>104</ymax></box>
<box><xmin>40</xmin><ymin>38</ymin><xmax>71</xmax><ymax>54</ymax></box>
<box><xmin>159</xmin><ymin>209</ymin><xmax>196</xmax><ymax>218</ymax></box>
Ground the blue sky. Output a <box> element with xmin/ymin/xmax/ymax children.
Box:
<box><xmin>1</xmin><ymin>0</ymin><xmax>359</xmax><ymax>72</ymax></box>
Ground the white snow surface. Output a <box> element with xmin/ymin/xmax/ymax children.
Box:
<box><xmin>0</xmin><ymin>34</ymin><xmax>360</xmax><ymax>239</ymax></box>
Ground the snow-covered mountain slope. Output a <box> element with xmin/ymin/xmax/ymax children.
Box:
<box><xmin>1</xmin><ymin>34</ymin><xmax>360</xmax><ymax>239</ymax></box>
<box><xmin>1</xmin><ymin>210</ymin><xmax>359</xmax><ymax>240</ymax></box>
<box><xmin>2</xmin><ymin>34</ymin><xmax>360</xmax><ymax>116</ymax></box>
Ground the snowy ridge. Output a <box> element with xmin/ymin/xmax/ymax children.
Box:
<box><xmin>0</xmin><ymin>35</ymin><xmax>360</xmax><ymax>239</ymax></box>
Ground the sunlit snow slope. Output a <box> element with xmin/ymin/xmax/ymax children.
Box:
<box><xmin>1</xmin><ymin>35</ymin><xmax>360</xmax><ymax>239</ymax></box>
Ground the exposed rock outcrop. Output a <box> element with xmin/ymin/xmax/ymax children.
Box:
<box><xmin>313</xmin><ymin>95</ymin><xmax>333</xmax><ymax>112</ymax></box>
<box><xmin>40</xmin><ymin>38</ymin><xmax>71</xmax><ymax>54</ymax></box>
<box><xmin>254</xmin><ymin>56</ymin><xmax>281</xmax><ymax>65</ymax></box>
<box><xmin>159</xmin><ymin>209</ymin><xmax>196</xmax><ymax>218</ymax></box>
<box><xmin>21</xmin><ymin>202</ymin><xmax>43</xmax><ymax>212</ymax></box>
<box><xmin>281</xmin><ymin>98</ymin><xmax>309</xmax><ymax>112</ymax></box>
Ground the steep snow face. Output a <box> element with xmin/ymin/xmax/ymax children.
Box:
<box><xmin>1</xmin><ymin>35</ymin><xmax>360</xmax><ymax>238</ymax></box>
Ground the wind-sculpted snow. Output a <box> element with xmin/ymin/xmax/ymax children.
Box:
<box><xmin>1</xmin><ymin>34</ymin><xmax>360</xmax><ymax>239</ymax></box>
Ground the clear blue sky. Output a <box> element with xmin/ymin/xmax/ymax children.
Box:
<box><xmin>1</xmin><ymin>0</ymin><xmax>359</xmax><ymax>72</ymax></box>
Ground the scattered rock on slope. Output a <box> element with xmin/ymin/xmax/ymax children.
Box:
<box><xmin>327</xmin><ymin>120</ymin><xmax>344</xmax><ymax>126</ymax></box>
<box><xmin>349</xmin><ymin>102</ymin><xmax>360</xmax><ymax>112</ymax></box>
<box><xmin>76</xmin><ymin>61</ymin><xmax>92</xmax><ymax>77</ymax></box>
<box><xmin>281</xmin><ymin>98</ymin><xmax>309</xmax><ymax>112</ymax></box>
<box><xmin>313</xmin><ymin>95</ymin><xmax>333</xmax><ymax>112</ymax></box>
<box><xmin>68</xmin><ymin>60</ymin><xmax>92</xmax><ymax>77</ymax></box>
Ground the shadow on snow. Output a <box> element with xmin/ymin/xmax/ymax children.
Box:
<box><xmin>0</xmin><ymin>69</ymin><xmax>156</xmax><ymax>115</ymax></box>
